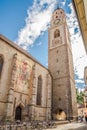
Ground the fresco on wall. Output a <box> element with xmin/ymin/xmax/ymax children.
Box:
<box><xmin>14</xmin><ymin>57</ymin><xmax>32</xmax><ymax>93</ymax></box>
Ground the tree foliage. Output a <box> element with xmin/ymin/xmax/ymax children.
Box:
<box><xmin>76</xmin><ymin>88</ymin><xmax>84</xmax><ymax>104</ymax></box>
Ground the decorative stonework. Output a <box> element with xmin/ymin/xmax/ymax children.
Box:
<box><xmin>10</xmin><ymin>53</ymin><xmax>17</xmax><ymax>89</ymax></box>
<box><xmin>6</xmin><ymin>54</ymin><xmax>18</xmax><ymax>121</ymax></box>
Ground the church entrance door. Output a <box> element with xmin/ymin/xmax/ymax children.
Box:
<box><xmin>15</xmin><ymin>106</ymin><xmax>22</xmax><ymax>121</ymax></box>
<box><xmin>53</xmin><ymin>108</ymin><xmax>66</xmax><ymax>120</ymax></box>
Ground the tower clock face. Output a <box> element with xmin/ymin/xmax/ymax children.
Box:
<box><xmin>54</xmin><ymin>19</ymin><xmax>60</xmax><ymax>25</ymax></box>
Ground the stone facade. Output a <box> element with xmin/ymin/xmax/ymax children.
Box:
<box><xmin>48</xmin><ymin>8</ymin><xmax>77</xmax><ymax>120</ymax></box>
<box><xmin>0</xmin><ymin>35</ymin><xmax>52</xmax><ymax>121</ymax></box>
<box><xmin>0</xmin><ymin>8</ymin><xmax>77</xmax><ymax>122</ymax></box>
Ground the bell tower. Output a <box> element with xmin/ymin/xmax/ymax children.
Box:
<box><xmin>48</xmin><ymin>8</ymin><xmax>77</xmax><ymax>120</ymax></box>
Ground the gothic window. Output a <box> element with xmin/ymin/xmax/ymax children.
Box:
<box><xmin>36</xmin><ymin>75</ymin><xmax>42</xmax><ymax>105</ymax></box>
<box><xmin>54</xmin><ymin>29</ymin><xmax>60</xmax><ymax>38</ymax></box>
<box><xmin>0</xmin><ymin>56</ymin><xmax>3</xmax><ymax>78</ymax></box>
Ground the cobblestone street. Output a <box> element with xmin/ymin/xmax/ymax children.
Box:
<box><xmin>47</xmin><ymin>122</ymin><xmax>87</xmax><ymax>130</ymax></box>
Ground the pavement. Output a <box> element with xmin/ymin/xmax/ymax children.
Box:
<box><xmin>47</xmin><ymin>122</ymin><xmax>87</xmax><ymax>130</ymax></box>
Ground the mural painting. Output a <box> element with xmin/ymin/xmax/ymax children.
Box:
<box><xmin>14</xmin><ymin>57</ymin><xmax>32</xmax><ymax>93</ymax></box>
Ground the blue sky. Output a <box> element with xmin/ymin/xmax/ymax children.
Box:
<box><xmin>0</xmin><ymin>0</ymin><xmax>87</xmax><ymax>89</ymax></box>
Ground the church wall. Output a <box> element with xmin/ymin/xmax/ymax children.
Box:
<box><xmin>0</xmin><ymin>39</ymin><xmax>13</xmax><ymax>100</ymax></box>
<box><xmin>67</xmin><ymin>43</ymin><xmax>78</xmax><ymax>118</ymax></box>
<box><xmin>0</xmin><ymin>37</ymin><xmax>52</xmax><ymax>121</ymax></box>
<box><xmin>69</xmin><ymin>79</ymin><xmax>78</xmax><ymax>118</ymax></box>
<box><xmin>48</xmin><ymin>8</ymin><xmax>77</xmax><ymax>120</ymax></box>
<box><xmin>49</xmin><ymin>43</ymin><xmax>73</xmax><ymax>118</ymax></box>
<box><xmin>49</xmin><ymin>45</ymin><xmax>69</xmax><ymax>79</ymax></box>
<box><xmin>29</xmin><ymin>64</ymin><xmax>52</xmax><ymax>120</ymax></box>
<box><xmin>52</xmin><ymin>77</ymin><xmax>69</xmax><ymax>110</ymax></box>
<box><xmin>0</xmin><ymin>39</ymin><xmax>15</xmax><ymax>120</ymax></box>
<box><xmin>0</xmin><ymin>38</ymin><xmax>35</xmax><ymax>120</ymax></box>
<box><xmin>35</xmin><ymin>64</ymin><xmax>50</xmax><ymax>106</ymax></box>
<box><xmin>0</xmin><ymin>39</ymin><xmax>35</xmax><ymax>98</ymax></box>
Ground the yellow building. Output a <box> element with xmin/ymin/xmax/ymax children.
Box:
<box><xmin>72</xmin><ymin>1</ymin><xmax>87</xmax><ymax>115</ymax></box>
<box><xmin>72</xmin><ymin>0</ymin><xmax>87</xmax><ymax>52</ymax></box>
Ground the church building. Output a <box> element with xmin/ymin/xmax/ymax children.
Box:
<box><xmin>0</xmin><ymin>8</ymin><xmax>77</xmax><ymax>121</ymax></box>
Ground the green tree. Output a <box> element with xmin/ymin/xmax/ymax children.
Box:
<box><xmin>76</xmin><ymin>88</ymin><xmax>84</xmax><ymax>104</ymax></box>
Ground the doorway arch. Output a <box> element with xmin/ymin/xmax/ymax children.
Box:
<box><xmin>15</xmin><ymin>106</ymin><xmax>22</xmax><ymax>121</ymax></box>
<box><xmin>53</xmin><ymin>108</ymin><xmax>66</xmax><ymax>120</ymax></box>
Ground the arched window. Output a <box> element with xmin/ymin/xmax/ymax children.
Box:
<box><xmin>54</xmin><ymin>29</ymin><xmax>60</xmax><ymax>38</ymax></box>
<box><xmin>36</xmin><ymin>75</ymin><xmax>42</xmax><ymax>105</ymax></box>
<box><xmin>0</xmin><ymin>56</ymin><xmax>3</xmax><ymax>78</ymax></box>
<box><xmin>15</xmin><ymin>106</ymin><xmax>22</xmax><ymax>121</ymax></box>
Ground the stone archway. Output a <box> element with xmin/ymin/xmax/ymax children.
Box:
<box><xmin>53</xmin><ymin>108</ymin><xmax>66</xmax><ymax>120</ymax></box>
<box><xmin>15</xmin><ymin>106</ymin><xmax>22</xmax><ymax>121</ymax></box>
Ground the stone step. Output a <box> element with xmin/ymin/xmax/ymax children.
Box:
<box><xmin>54</xmin><ymin>120</ymin><xmax>70</xmax><ymax>125</ymax></box>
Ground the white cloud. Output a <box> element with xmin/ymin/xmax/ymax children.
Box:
<box><xmin>66</xmin><ymin>3</ymin><xmax>87</xmax><ymax>82</ymax></box>
<box><xmin>36</xmin><ymin>42</ymin><xmax>42</xmax><ymax>46</ymax></box>
<box><xmin>60</xmin><ymin>0</ymin><xmax>66</xmax><ymax>7</ymax></box>
<box><xmin>15</xmin><ymin>0</ymin><xmax>87</xmax><ymax>87</ymax></box>
<box><xmin>78</xmin><ymin>88</ymin><xmax>84</xmax><ymax>93</ymax></box>
<box><xmin>16</xmin><ymin>0</ymin><xmax>57</xmax><ymax>49</ymax></box>
<box><xmin>75</xmin><ymin>79</ymin><xmax>84</xmax><ymax>84</ymax></box>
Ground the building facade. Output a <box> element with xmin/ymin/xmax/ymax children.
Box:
<box><xmin>0</xmin><ymin>35</ymin><xmax>52</xmax><ymax>121</ymax></box>
<box><xmin>0</xmin><ymin>8</ymin><xmax>77</xmax><ymax>122</ymax></box>
<box><xmin>48</xmin><ymin>8</ymin><xmax>77</xmax><ymax>120</ymax></box>
<box><xmin>72</xmin><ymin>1</ymin><xmax>87</xmax><ymax>102</ymax></box>
<box><xmin>72</xmin><ymin>0</ymin><xmax>87</xmax><ymax>52</ymax></box>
